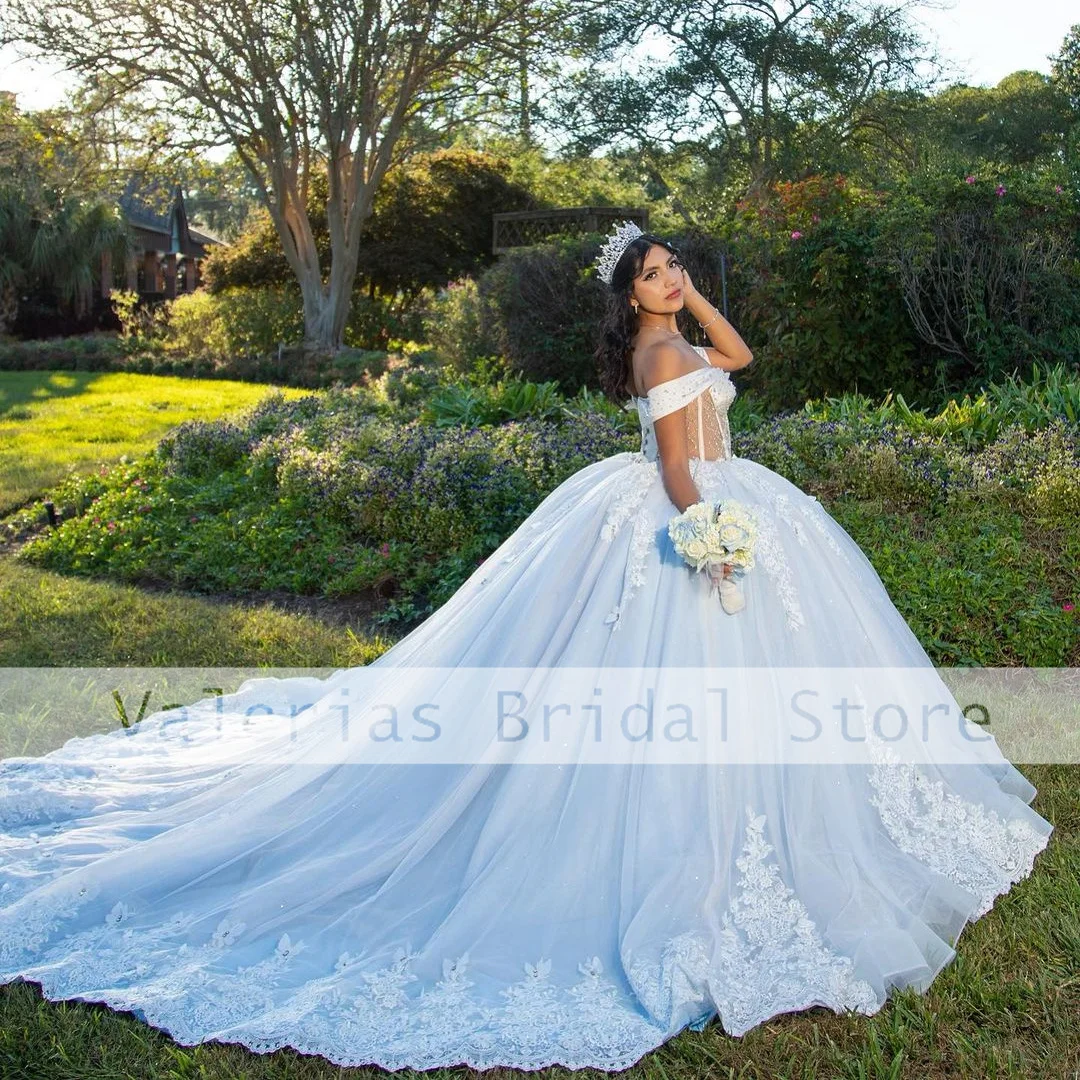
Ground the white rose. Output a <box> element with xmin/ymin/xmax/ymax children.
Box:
<box><xmin>720</xmin><ymin>523</ymin><xmax>749</xmax><ymax>545</ymax></box>
<box><xmin>685</xmin><ymin>538</ymin><xmax>708</xmax><ymax>561</ymax></box>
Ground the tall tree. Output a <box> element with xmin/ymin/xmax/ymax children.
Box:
<box><xmin>0</xmin><ymin>95</ymin><xmax>131</xmax><ymax>330</ymax></box>
<box><xmin>2</xmin><ymin>0</ymin><xmax>591</xmax><ymax>352</ymax></box>
<box><xmin>543</xmin><ymin>0</ymin><xmax>944</xmax><ymax>202</ymax></box>
<box><xmin>8</xmin><ymin>77</ymin><xmax>262</xmax><ymax>239</ymax></box>
<box><xmin>1049</xmin><ymin>23</ymin><xmax>1080</xmax><ymax>198</ymax></box>
<box><xmin>1050</xmin><ymin>23</ymin><xmax>1080</xmax><ymax>112</ymax></box>
<box><xmin>920</xmin><ymin>73</ymin><xmax>1073</xmax><ymax>166</ymax></box>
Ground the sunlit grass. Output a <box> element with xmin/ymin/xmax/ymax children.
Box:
<box><xmin>0</xmin><ymin>556</ymin><xmax>393</xmax><ymax>754</ymax></box>
<box><xmin>0</xmin><ymin>370</ymin><xmax>315</xmax><ymax>514</ymax></box>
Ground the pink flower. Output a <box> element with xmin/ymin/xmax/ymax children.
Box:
<box><xmin>380</xmin><ymin>542</ymin><xmax>390</xmax><ymax>556</ymax></box>
<box><xmin>790</xmin><ymin>230</ymin><xmax>802</xmax><ymax>240</ymax></box>
<box><xmin>1055</xmin><ymin>185</ymin><xmax>1063</xmax><ymax>194</ymax></box>
<box><xmin>92</xmin><ymin>517</ymin><xmax>101</xmax><ymax>525</ymax></box>
<box><xmin>996</xmin><ymin>184</ymin><xmax>1006</xmax><ymax>196</ymax></box>
<box><xmin>811</xmin><ymin>214</ymin><xmax>820</xmax><ymax>223</ymax></box>
<box><xmin>1064</xmin><ymin>602</ymin><xmax>1075</xmax><ymax>612</ymax></box>
<box><xmin>106</xmin><ymin>521</ymin><xmax>116</xmax><ymax>531</ymax></box>
<box><xmin>965</xmin><ymin>175</ymin><xmax>976</xmax><ymax>184</ymax></box>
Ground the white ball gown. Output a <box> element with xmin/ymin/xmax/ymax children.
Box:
<box><xmin>0</xmin><ymin>345</ymin><xmax>1053</xmax><ymax>1071</ymax></box>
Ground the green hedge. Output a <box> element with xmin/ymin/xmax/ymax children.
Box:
<box><xmin>0</xmin><ymin>329</ymin><xmax>395</xmax><ymax>389</ymax></box>
<box><xmin>422</xmin><ymin>230</ymin><xmax>731</xmax><ymax>396</ymax></box>
<box><xmin>423</xmin><ymin>171</ymin><xmax>1080</xmax><ymax>412</ymax></box>
<box><xmin>8</xmin><ymin>368</ymin><xmax>1079</xmax><ymax>661</ymax></box>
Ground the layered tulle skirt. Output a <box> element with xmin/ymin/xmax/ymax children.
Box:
<box><xmin>0</xmin><ymin>450</ymin><xmax>1053</xmax><ymax>1070</ymax></box>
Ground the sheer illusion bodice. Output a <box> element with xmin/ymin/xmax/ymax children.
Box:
<box><xmin>627</xmin><ymin>345</ymin><xmax>736</xmax><ymax>462</ymax></box>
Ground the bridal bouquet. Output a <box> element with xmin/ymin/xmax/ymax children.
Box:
<box><xmin>667</xmin><ymin>499</ymin><xmax>757</xmax><ymax>614</ymax></box>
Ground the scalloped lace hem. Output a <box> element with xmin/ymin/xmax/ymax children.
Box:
<box><xmin>14</xmin><ymin>974</ymin><xmax>674</xmax><ymax>1072</ymax></box>
<box><xmin>0</xmin><ymin>780</ymin><xmax>1052</xmax><ymax>1071</ymax></box>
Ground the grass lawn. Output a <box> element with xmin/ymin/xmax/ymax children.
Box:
<box><xmin>0</xmin><ymin>558</ymin><xmax>395</xmax><ymax>760</ymax></box>
<box><xmin>0</xmin><ymin>370</ymin><xmax>315</xmax><ymax>515</ymax></box>
<box><xmin>0</xmin><ymin>369</ymin><xmax>1075</xmax><ymax>1079</ymax></box>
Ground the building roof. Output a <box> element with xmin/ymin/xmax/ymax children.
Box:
<box><xmin>117</xmin><ymin>179</ymin><xmax>225</xmax><ymax>256</ymax></box>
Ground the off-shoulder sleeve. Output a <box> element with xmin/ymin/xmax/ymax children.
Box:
<box><xmin>644</xmin><ymin>369</ymin><xmax>718</xmax><ymax>420</ymax></box>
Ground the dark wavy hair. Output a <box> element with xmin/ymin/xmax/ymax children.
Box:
<box><xmin>594</xmin><ymin>232</ymin><xmax>682</xmax><ymax>401</ymax></box>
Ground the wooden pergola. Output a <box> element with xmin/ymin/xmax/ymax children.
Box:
<box><xmin>492</xmin><ymin>207</ymin><xmax>649</xmax><ymax>254</ymax></box>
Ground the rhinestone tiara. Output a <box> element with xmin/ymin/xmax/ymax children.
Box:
<box><xmin>594</xmin><ymin>219</ymin><xmax>644</xmax><ymax>285</ymax></box>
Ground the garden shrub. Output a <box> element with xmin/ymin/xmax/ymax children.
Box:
<box><xmin>160</xmin><ymin>286</ymin><xmax>305</xmax><ymax>360</ymax></box>
<box><xmin>424</xmin><ymin>230</ymin><xmax>730</xmax><ymax>396</ymax></box>
<box><xmin>0</xmin><ymin>332</ymin><xmax>137</xmax><ymax>371</ymax></box>
<box><xmin>873</xmin><ymin>165</ymin><xmax>1080</xmax><ymax>396</ymax></box>
<box><xmin>13</xmin><ymin>389</ymin><xmax>636</xmax><ymax>624</ymax></box>
<box><xmin>8</xmin><ymin>368</ymin><xmax>1077</xmax><ymax>655</ymax></box>
<box><xmin>419</xmin><ymin>277</ymin><xmax>500</xmax><ymax>373</ymax></box>
<box><xmin>720</xmin><ymin>175</ymin><xmax>923</xmax><ymax>414</ymax></box>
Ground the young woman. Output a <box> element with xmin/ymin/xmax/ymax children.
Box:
<box><xmin>0</xmin><ymin>222</ymin><xmax>1052</xmax><ymax>1072</ymax></box>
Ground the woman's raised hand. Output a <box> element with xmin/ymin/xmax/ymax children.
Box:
<box><xmin>680</xmin><ymin>265</ymin><xmax>702</xmax><ymax>299</ymax></box>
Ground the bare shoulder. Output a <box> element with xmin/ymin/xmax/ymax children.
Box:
<box><xmin>637</xmin><ymin>341</ymin><xmax>698</xmax><ymax>394</ymax></box>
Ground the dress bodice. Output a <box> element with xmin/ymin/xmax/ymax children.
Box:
<box><xmin>624</xmin><ymin>345</ymin><xmax>737</xmax><ymax>463</ymax></box>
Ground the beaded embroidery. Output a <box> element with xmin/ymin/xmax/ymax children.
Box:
<box><xmin>865</xmin><ymin>732</ymin><xmax>1050</xmax><ymax>917</ymax></box>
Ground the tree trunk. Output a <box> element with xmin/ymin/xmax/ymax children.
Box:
<box><xmin>297</xmin><ymin>268</ymin><xmax>359</xmax><ymax>354</ymax></box>
<box><xmin>265</xmin><ymin>174</ymin><xmax>368</xmax><ymax>356</ymax></box>
<box><xmin>301</xmin><ymin>292</ymin><xmax>340</xmax><ymax>354</ymax></box>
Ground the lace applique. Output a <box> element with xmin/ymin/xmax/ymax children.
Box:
<box><xmin>732</xmin><ymin>466</ymin><xmax>854</xmax><ymax>569</ymax></box>
<box><xmin>734</xmin><ymin>473</ymin><xmax>812</xmax><ymax>550</ymax></box>
<box><xmin>773</xmin><ymin>494</ymin><xmax>807</xmax><ymax>546</ymax></box>
<box><xmin>604</xmin><ymin>504</ymin><xmax>657</xmax><ymax>632</ymax></box>
<box><xmin>0</xmin><ymin>878</ymin><xmax>101</xmax><ymax>965</ymax></box>
<box><xmin>0</xmin><ymin>761</ymin><xmax>100</xmax><ymax>830</ymax></box>
<box><xmin>795</xmin><ymin>498</ymin><xmax>854</xmax><ymax>565</ymax></box>
<box><xmin>0</xmin><ymin>791</ymin><xmax>1043</xmax><ymax>1067</ymax></box>
<box><xmin>625</xmin><ymin>511</ymin><xmax>654</xmax><ymax>592</ymax></box>
<box><xmin>1</xmin><ymin>826</ymin><xmax>72</xmax><ymax>905</ymax></box>
<box><xmin>0</xmin><ymin>894</ymin><xmax>674</xmax><ymax>1070</ymax></box>
<box><xmin>625</xmin><ymin>806</ymin><xmax>880</xmax><ymax>1037</ymax></box>
<box><xmin>865</xmin><ymin>734</ymin><xmax>1051</xmax><ymax>918</ymax></box>
<box><xmin>626</xmin><ymin>931</ymin><xmax>712</xmax><ymax>1029</ymax></box>
<box><xmin>711</xmin><ymin>807</ymin><xmax>880</xmax><ymax>1035</ymax></box>
<box><xmin>600</xmin><ymin>458</ymin><xmax>659</xmax><ymax>542</ymax></box>
<box><xmin>599</xmin><ymin>458</ymin><xmax>662</xmax><ymax>631</ymax></box>
<box><xmin>10</xmin><ymin>823</ymin><xmax>848</xmax><ymax>1067</ymax></box>
<box><xmin>744</xmin><ymin>506</ymin><xmax>805</xmax><ymax>632</ymax></box>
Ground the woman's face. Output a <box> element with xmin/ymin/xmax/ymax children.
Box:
<box><xmin>631</xmin><ymin>244</ymin><xmax>684</xmax><ymax>314</ymax></box>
